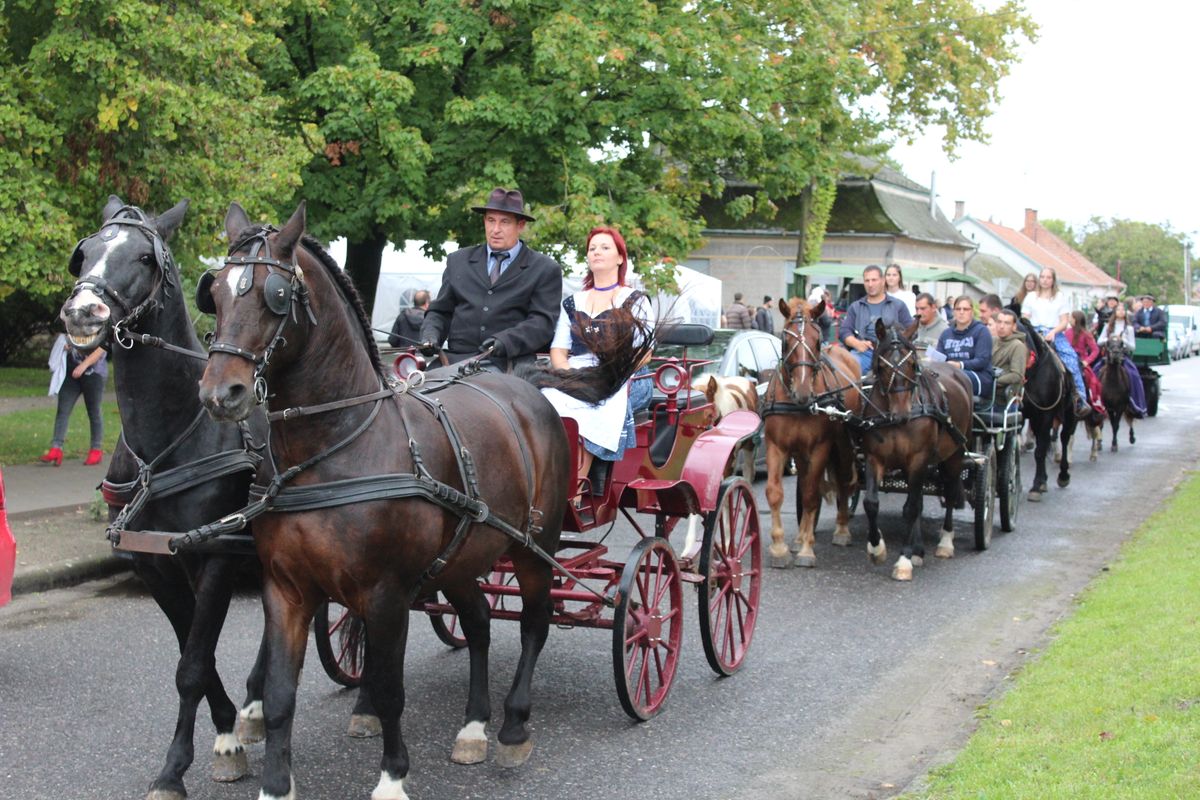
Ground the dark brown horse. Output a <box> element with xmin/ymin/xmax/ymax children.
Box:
<box><xmin>860</xmin><ymin>320</ymin><xmax>973</xmax><ymax>581</ymax></box>
<box><xmin>762</xmin><ymin>298</ymin><xmax>861</xmax><ymax>569</ymax></box>
<box><xmin>1099</xmin><ymin>335</ymin><xmax>1137</xmax><ymax>451</ymax></box>
<box><xmin>196</xmin><ymin>202</ymin><xmax>647</xmax><ymax>800</ymax></box>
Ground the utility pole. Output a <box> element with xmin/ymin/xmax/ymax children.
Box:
<box><xmin>1185</xmin><ymin>239</ymin><xmax>1193</xmax><ymax>303</ymax></box>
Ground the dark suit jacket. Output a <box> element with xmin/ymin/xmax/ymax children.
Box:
<box><xmin>420</xmin><ymin>242</ymin><xmax>562</xmax><ymax>369</ymax></box>
<box><xmin>1136</xmin><ymin>306</ymin><xmax>1167</xmax><ymax>338</ymax></box>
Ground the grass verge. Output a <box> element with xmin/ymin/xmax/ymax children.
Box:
<box><xmin>0</xmin><ymin>403</ymin><xmax>122</xmax><ymax>465</ymax></box>
<box><xmin>910</xmin><ymin>470</ymin><xmax>1200</xmax><ymax>800</ymax></box>
<box><xmin>0</xmin><ymin>367</ymin><xmax>52</xmax><ymax>397</ymax></box>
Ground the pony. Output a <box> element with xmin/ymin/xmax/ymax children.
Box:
<box><xmin>696</xmin><ymin>374</ymin><xmax>757</xmax><ymax>481</ymax></box>
<box><xmin>1018</xmin><ymin>320</ymin><xmax>1079</xmax><ymax>501</ymax></box>
<box><xmin>58</xmin><ymin>196</ymin><xmax>273</xmax><ymax>800</ymax></box>
<box><xmin>860</xmin><ymin>320</ymin><xmax>973</xmax><ymax>581</ymax></box>
<box><xmin>761</xmin><ymin>297</ymin><xmax>860</xmax><ymax>569</ymax></box>
<box><xmin>196</xmin><ymin>202</ymin><xmax>649</xmax><ymax>800</ymax></box>
<box><xmin>1099</xmin><ymin>335</ymin><xmax>1137</xmax><ymax>451</ymax></box>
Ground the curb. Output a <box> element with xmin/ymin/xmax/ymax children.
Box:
<box><xmin>7</xmin><ymin>502</ymin><xmax>91</xmax><ymax>523</ymax></box>
<box><xmin>11</xmin><ymin>552</ymin><xmax>131</xmax><ymax>596</ymax></box>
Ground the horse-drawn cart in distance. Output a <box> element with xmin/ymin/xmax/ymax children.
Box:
<box><xmin>1131</xmin><ymin>335</ymin><xmax>1168</xmax><ymax>417</ymax></box>
<box><xmin>319</xmin><ymin>322</ymin><xmax>764</xmax><ymax>721</ymax></box>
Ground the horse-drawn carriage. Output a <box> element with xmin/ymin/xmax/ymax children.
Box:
<box><xmin>319</xmin><ymin>323</ymin><xmax>764</xmax><ymax>721</ymax></box>
<box><xmin>1131</xmin><ymin>335</ymin><xmax>1168</xmax><ymax>417</ymax></box>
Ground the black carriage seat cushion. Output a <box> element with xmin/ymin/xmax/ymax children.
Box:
<box><xmin>657</xmin><ymin>323</ymin><xmax>714</xmax><ymax>347</ymax></box>
<box><xmin>647</xmin><ymin>389</ymin><xmax>707</xmax><ymax>468</ymax></box>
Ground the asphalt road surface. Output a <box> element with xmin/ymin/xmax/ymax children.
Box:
<box><xmin>3</xmin><ymin>356</ymin><xmax>1198</xmax><ymax>800</ymax></box>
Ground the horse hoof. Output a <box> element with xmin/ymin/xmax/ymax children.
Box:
<box><xmin>450</xmin><ymin>735</ymin><xmax>488</xmax><ymax>765</ymax></box>
<box><xmin>935</xmin><ymin>545</ymin><xmax>954</xmax><ymax>559</ymax></box>
<box><xmin>769</xmin><ymin>552</ymin><xmax>795</xmax><ymax>569</ymax></box>
<box><xmin>1057</xmin><ymin>476</ymin><xmax>1070</xmax><ymax>488</ymax></box>
<box><xmin>1111</xmin><ymin>443</ymin><xmax>1118</xmax><ymax>452</ymax></box>
<box><xmin>795</xmin><ymin>555</ymin><xmax>816</xmax><ymax>569</ymax></box>
<box><xmin>495</xmin><ymin>739</ymin><xmax>534</xmax><ymax>769</ymax></box>
<box><xmin>212</xmin><ymin>748</ymin><xmax>248</xmax><ymax>783</ymax></box>
<box><xmin>831</xmin><ymin>531</ymin><xmax>852</xmax><ymax>547</ymax></box>
<box><xmin>891</xmin><ymin>564</ymin><xmax>913</xmax><ymax>581</ymax></box>
<box><xmin>1027</xmin><ymin>491</ymin><xmax>1042</xmax><ymax>502</ymax></box>
<box><xmin>236</xmin><ymin>705</ymin><xmax>265</xmax><ymax>743</ymax></box>
<box><xmin>1089</xmin><ymin>452</ymin><xmax>1097</xmax><ymax>462</ymax></box>
<box><xmin>348</xmin><ymin>713</ymin><xmax>383</xmax><ymax>738</ymax></box>
<box><xmin>146</xmin><ymin>790</ymin><xmax>187</xmax><ymax>800</ymax></box>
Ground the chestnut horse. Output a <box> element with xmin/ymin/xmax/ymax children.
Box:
<box><xmin>860</xmin><ymin>320</ymin><xmax>973</xmax><ymax>581</ymax></box>
<box><xmin>197</xmin><ymin>202</ymin><xmax>647</xmax><ymax>800</ymax></box>
<box><xmin>762</xmin><ymin>298</ymin><xmax>861</xmax><ymax>569</ymax></box>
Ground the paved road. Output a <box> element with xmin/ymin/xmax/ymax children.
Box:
<box><xmin>3</xmin><ymin>357</ymin><xmax>1198</xmax><ymax>800</ymax></box>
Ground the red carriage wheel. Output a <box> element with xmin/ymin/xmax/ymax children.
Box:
<box><xmin>699</xmin><ymin>477</ymin><xmax>762</xmax><ymax>676</ymax></box>
<box><xmin>313</xmin><ymin>600</ymin><xmax>364</xmax><ymax>688</ymax></box>
<box><xmin>428</xmin><ymin>571</ymin><xmax>509</xmax><ymax>649</ymax></box>
<box><xmin>612</xmin><ymin>537</ymin><xmax>683</xmax><ymax>721</ymax></box>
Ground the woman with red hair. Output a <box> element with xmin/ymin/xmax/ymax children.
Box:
<box><xmin>541</xmin><ymin>226</ymin><xmax>653</xmax><ymax>491</ymax></box>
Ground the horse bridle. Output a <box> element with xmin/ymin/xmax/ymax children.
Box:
<box><xmin>874</xmin><ymin>334</ymin><xmax>921</xmax><ymax>397</ymax></box>
<box><xmin>67</xmin><ymin>206</ymin><xmax>177</xmax><ymax>349</ymax></box>
<box><xmin>199</xmin><ymin>226</ymin><xmax>317</xmax><ymax>404</ymax></box>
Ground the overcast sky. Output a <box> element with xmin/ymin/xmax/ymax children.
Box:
<box><xmin>890</xmin><ymin>1</ymin><xmax>1198</xmax><ymax>246</ymax></box>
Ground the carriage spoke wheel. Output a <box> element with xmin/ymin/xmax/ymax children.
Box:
<box><xmin>429</xmin><ymin>570</ymin><xmax>508</xmax><ymax>649</ymax></box>
<box><xmin>997</xmin><ymin>438</ymin><xmax>1021</xmax><ymax>532</ymax></box>
<box><xmin>973</xmin><ymin>444</ymin><xmax>996</xmax><ymax>550</ymax></box>
<box><xmin>612</xmin><ymin>538</ymin><xmax>683</xmax><ymax>721</ymax></box>
<box><xmin>313</xmin><ymin>601</ymin><xmax>364</xmax><ymax>688</ymax></box>
<box><xmin>699</xmin><ymin>477</ymin><xmax>762</xmax><ymax>676</ymax></box>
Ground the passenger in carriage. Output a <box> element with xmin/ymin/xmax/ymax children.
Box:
<box><xmin>839</xmin><ymin>264</ymin><xmax>914</xmax><ymax>376</ymax></box>
<box><xmin>936</xmin><ymin>295</ymin><xmax>994</xmax><ymax>400</ymax></box>
<box><xmin>991</xmin><ymin>309</ymin><xmax>1028</xmax><ymax>402</ymax></box>
<box><xmin>419</xmin><ymin>187</ymin><xmax>561</xmax><ymax>371</ymax></box>
<box><xmin>539</xmin><ymin>226</ymin><xmax>654</xmax><ymax>490</ymax></box>
<box><xmin>1066</xmin><ymin>309</ymin><xmax>1105</xmax><ymax>415</ymax></box>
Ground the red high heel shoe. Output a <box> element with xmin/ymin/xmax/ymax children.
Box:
<box><xmin>83</xmin><ymin>449</ymin><xmax>103</xmax><ymax>466</ymax></box>
<box><xmin>39</xmin><ymin>447</ymin><xmax>64</xmax><ymax>466</ymax></box>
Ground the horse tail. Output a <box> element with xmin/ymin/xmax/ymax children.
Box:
<box><xmin>517</xmin><ymin>308</ymin><xmax>657</xmax><ymax>405</ymax></box>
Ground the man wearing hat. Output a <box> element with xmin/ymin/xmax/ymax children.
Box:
<box><xmin>1091</xmin><ymin>293</ymin><xmax>1119</xmax><ymax>335</ymax></box>
<box><xmin>420</xmin><ymin>187</ymin><xmax>562</xmax><ymax>370</ymax></box>
<box><xmin>1134</xmin><ymin>294</ymin><xmax>1166</xmax><ymax>339</ymax></box>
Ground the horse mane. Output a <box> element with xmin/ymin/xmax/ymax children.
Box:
<box><xmin>227</xmin><ymin>226</ymin><xmax>386</xmax><ymax>380</ymax></box>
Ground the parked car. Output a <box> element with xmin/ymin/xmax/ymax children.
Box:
<box><xmin>657</xmin><ymin>328</ymin><xmax>781</xmax><ymax>477</ymax></box>
<box><xmin>1</xmin><ymin>468</ymin><xmax>15</xmax><ymax>607</ymax></box>
<box><xmin>1165</xmin><ymin>304</ymin><xmax>1200</xmax><ymax>358</ymax></box>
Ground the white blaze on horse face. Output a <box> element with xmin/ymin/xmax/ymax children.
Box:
<box><xmin>66</xmin><ymin>229</ymin><xmax>130</xmax><ymax>315</ymax></box>
<box><xmin>224</xmin><ymin>266</ymin><xmax>242</xmax><ymax>298</ymax></box>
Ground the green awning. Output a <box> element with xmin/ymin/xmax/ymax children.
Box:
<box><xmin>794</xmin><ymin>263</ymin><xmax>980</xmax><ymax>286</ymax></box>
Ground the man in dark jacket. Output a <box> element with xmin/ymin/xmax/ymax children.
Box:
<box><xmin>420</xmin><ymin>188</ymin><xmax>561</xmax><ymax>370</ymax></box>
<box><xmin>388</xmin><ymin>289</ymin><xmax>429</xmax><ymax>347</ymax></box>
<box><xmin>1134</xmin><ymin>294</ymin><xmax>1167</xmax><ymax>339</ymax></box>
<box><xmin>753</xmin><ymin>296</ymin><xmax>775</xmax><ymax>333</ymax></box>
<box><xmin>839</xmin><ymin>265</ymin><xmax>914</xmax><ymax>374</ymax></box>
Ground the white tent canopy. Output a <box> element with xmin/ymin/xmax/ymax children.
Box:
<box><xmin>333</xmin><ymin>238</ymin><xmax>723</xmax><ymax>344</ymax></box>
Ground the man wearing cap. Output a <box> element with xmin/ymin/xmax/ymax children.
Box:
<box><xmin>420</xmin><ymin>187</ymin><xmax>562</xmax><ymax>370</ymax></box>
<box><xmin>1134</xmin><ymin>294</ymin><xmax>1167</xmax><ymax>339</ymax></box>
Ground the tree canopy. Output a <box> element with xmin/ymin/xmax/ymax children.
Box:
<box><xmin>1079</xmin><ymin>218</ymin><xmax>1192</xmax><ymax>305</ymax></box>
<box><xmin>0</xmin><ymin>0</ymin><xmax>1035</xmax><ymax>354</ymax></box>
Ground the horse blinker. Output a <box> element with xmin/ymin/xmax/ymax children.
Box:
<box><xmin>263</xmin><ymin>272</ymin><xmax>292</xmax><ymax>315</ymax></box>
<box><xmin>196</xmin><ymin>271</ymin><xmax>217</xmax><ymax>315</ymax></box>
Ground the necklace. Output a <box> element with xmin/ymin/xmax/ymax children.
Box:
<box><xmin>593</xmin><ymin>280</ymin><xmax>620</xmax><ymax>291</ymax></box>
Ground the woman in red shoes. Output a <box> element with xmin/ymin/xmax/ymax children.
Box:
<box><xmin>41</xmin><ymin>333</ymin><xmax>106</xmax><ymax>466</ymax></box>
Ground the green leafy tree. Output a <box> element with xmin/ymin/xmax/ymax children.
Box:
<box><xmin>0</xmin><ymin>0</ymin><xmax>308</xmax><ymax>348</ymax></box>
<box><xmin>262</xmin><ymin>0</ymin><xmax>1035</xmax><ymax>307</ymax></box>
<box><xmin>1079</xmin><ymin>218</ymin><xmax>1190</xmax><ymax>304</ymax></box>
<box><xmin>1041</xmin><ymin>218</ymin><xmax>1079</xmax><ymax>248</ymax></box>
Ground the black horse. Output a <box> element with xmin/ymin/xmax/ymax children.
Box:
<box><xmin>1099</xmin><ymin>335</ymin><xmax>1137</xmax><ymax>452</ymax></box>
<box><xmin>196</xmin><ymin>202</ymin><xmax>651</xmax><ymax>799</ymax></box>
<box><xmin>859</xmin><ymin>320</ymin><xmax>973</xmax><ymax>581</ymax></box>
<box><xmin>59</xmin><ymin>196</ymin><xmax>275</xmax><ymax>800</ymax></box>
<box><xmin>1018</xmin><ymin>321</ymin><xmax>1078</xmax><ymax>501</ymax></box>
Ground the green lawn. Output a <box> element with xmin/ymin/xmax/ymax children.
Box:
<box><xmin>911</xmin><ymin>471</ymin><xmax>1200</xmax><ymax>799</ymax></box>
<box><xmin>0</xmin><ymin>367</ymin><xmax>52</xmax><ymax>397</ymax></box>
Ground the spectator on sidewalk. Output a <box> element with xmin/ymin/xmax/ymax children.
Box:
<box><xmin>753</xmin><ymin>295</ymin><xmax>775</xmax><ymax>333</ymax></box>
<box><xmin>724</xmin><ymin>293</ymin><xmax>753</xmax><ymax>329</ymax></box>
<box><xmin>388</xmin><ymin>289</ymin><xmax>430</xmax><ymax>347</ymax></box>
<box><xmin>41</xmin><ymin>334</ymin><xmax>106</xmax><ymax>467</ymax></box>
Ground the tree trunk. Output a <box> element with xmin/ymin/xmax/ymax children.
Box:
<box><xmin>343</xmin><ymin>233</ymin><xmax>388</xmax><ymax>314</ymax></box>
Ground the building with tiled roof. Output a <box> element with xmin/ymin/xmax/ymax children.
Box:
<box><xmin>954</xmin><ymin>206</ymin><xmax>1123</xmax><ymax>311</ymax></box>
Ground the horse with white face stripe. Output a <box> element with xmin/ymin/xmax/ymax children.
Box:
<box><xmin>59</xmin><ymin>196</ymin><xmax>283</xmax><ymax>800</ymax></box>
